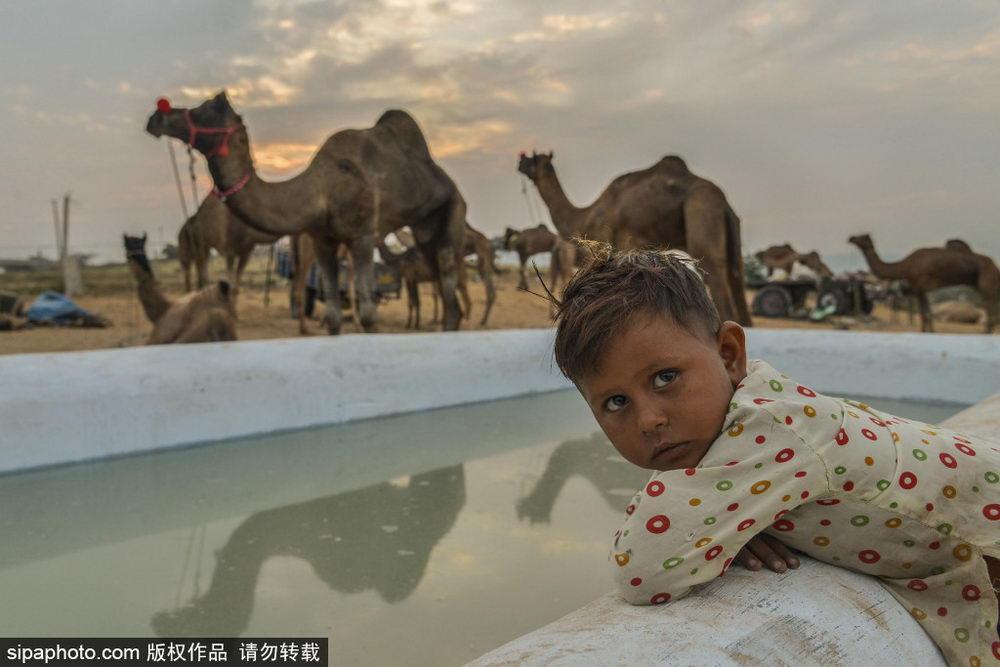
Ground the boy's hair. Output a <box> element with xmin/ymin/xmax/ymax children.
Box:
<box><xmin>553</xmin><ymin>241</ymin><xmax>721</xmax><ymax>381</ymax></box>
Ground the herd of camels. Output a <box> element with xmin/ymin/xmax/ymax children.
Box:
<box><xmin>136</xmin><ymin>91</ymin><xmax>998</xmax><ymax>344</ymax></box>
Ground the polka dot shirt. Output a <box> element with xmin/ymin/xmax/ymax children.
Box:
<box><xmin>612</xmin><ymin>360</ymin><xmax>1000</xmax><ymax>666</ymax></box>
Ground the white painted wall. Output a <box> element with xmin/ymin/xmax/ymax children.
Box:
<box><xmin>1</xmin><ymin>327</ymin><xmax>997</xmax><ymax>662</ymax></box>
<box><xmin>0</xmin><ymin>328</ymin><xmax>997</xmax><ymax>475</ymax></box>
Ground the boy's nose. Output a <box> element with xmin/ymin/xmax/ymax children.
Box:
<box><xmin>638</xmin><ymin>403</ymin><xmax>669</xmax><ymax>436</ymax></box>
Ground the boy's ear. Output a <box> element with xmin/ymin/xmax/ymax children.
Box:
<box><xmin>716</xmin><ymin>321</ymin><xmax>748</xmax><ymax>386</ymax></box>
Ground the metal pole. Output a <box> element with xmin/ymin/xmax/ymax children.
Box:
<box><xmin>61</xmin><ymin>193</ymin><xmax>70</xmax><ymax>259</ymax></box>
<box><xmin>263</xmin><ymin>245</ymin><xmax>274</xmax><ymax>308</ymax></box>
<box><xmin>51</xmin><ymin>199</ymin><xmax>63</xmax><ymax>258</ymax></box>
<box><xmin>167</xmin><ymin>141</ymin><xmax>190</xmax><ymax>219</ymax></box>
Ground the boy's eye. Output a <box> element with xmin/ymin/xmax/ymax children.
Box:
<box><xmin>653</xmin><ymin>370</ymin><xmax>678</xmax><ymax>389</ymax></box>
<box><xmin>605</xmin><ymin>395</ymin><xmax>628</xmax><ymax>412</ymax></box>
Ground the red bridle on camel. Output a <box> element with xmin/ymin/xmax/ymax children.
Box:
<box><xmin>157</xmin><ymin>97</ymin><xmax>250</xmax><ymax>200</ymax></box>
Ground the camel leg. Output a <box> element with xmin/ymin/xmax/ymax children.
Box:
<box><xmin>683</xmin><ymin>195</ymin><xmax>739</xmax><ymax>324</ymax></box>
<box><xmin>977</xmin><ymin>271</ymin><xmax>999</xmax><ymax>335</ymax></box>
<box><xmin>479</xmin><ymin>257</ymin><xmax>496</xmax><ymax>327</ymax></box>
<box><xmin>231</xmin><ymin>250</ymin><xmax>251</xmax><ymax>313</ymax></box>
<box><xmin>548</xmin><ymin>250</ymin><xmax>561</xmax><ymax>320</ymax></box>
<box><xmin>348</xmin><ymin>234</ymin><xmax>377</xmax><ymax>333</ymax></box>
<box><xmin>916</xmin><ymin>291</ymin><xmax>933</xmax><ymax>333</ymax></box>
<box><xmin>518</xmin><ymin>255</ymin><xmax>529</xmax><ymax>290</ymax></box>
<box><xmin>420</xmin><ymin>197</ymin><xmax>465</xmax><ymax>331</ymax></box>
<box><xmin>182</xmin><ymin>260</ymin><xmax>192</xmax><ymax>293</ymax></box>
<box><xmin>402</xmin><ymin>279</ymin><xmax>420</xmax><ymax>329</ymax></box>
<box><xmin>312</xmin><ymin>237</ymin><xmax>344</xmax><ymax>335</ymax></box>
<box><xmin>195</xmin><ymin>254</ymin><xmax>208</xmax><ymax>290</ymax></box>
<box><xmin>431</xmin><ymin>289</ymin><xmax>440</xmax><ymax>324</ymax></box>
<box><xmin>457</xmin><ymin>260</ymin><xmax>472</xmax><ymax>322</ymax></box>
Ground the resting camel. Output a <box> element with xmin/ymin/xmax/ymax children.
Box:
<box><xmin>518</xmin><ymin>151</ymin><xmax>752</xmax><ymax>325</ymax></box>
<box><xmin>503</xmin><ymin>224</ymin><xmax>558</xmax><ymax>290</ymax></box>
<box><xmin>123</xmin><ymin>234</ymin><xmax>237</xmax><ymax>344</ymax></box>
<box><xmin>177</xmin><ymin>195</ymin><xmax>280</xmax><ymax>296</ymax></box>
<box><xmin>151</xmin><ymin>465</ymin><xmax>465</xmax><ymax>636</ymax></box>
<box><xmin>848</xmin><ymin>233</ymin><xmax>999</xmax><ymax>333</ymax></box>
<box><xmin>147</xmin><ymin>92</ymin><xmax>467</xmax><ymax>334</ymax></box>
<box><xmin>755</xmin><ymin>244</ymin><xmax>833</xmax><ymax>279</ymax></box>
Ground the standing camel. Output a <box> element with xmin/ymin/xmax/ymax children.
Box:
<box><xmin>458</xmin><ymin>222</ymin><xmax>498</xmax><ymax>326</ymax></box>
<box><xmin>387</xmin><ymin>222</ymin><xmax>497</xmax><ymax>327</ymax></box>
<box><xmin>376</xmin><ymin>239</ymin><xmax>435</xmax><ymax>329</ymax></box>
<box><xmin>147</xmin><ymin>92</ymin><xmax>466</xmax><ymax>334</ymax></box>
<box><xmin>518</xmin><ymin>151</ymin><xmax>752</xmax><ymax>325</ymax></box>
<box><xmin>503</xmin><ymin>224</ymin><xmax>558</xmax><ymax>290</ymax></box>
<box><xmin>177</xmin><ymin>195</ymin><xmax>280</xmax><ymax>296</ymax></box>
<box><xmin>124</xmin><ymin>234</ymin><xmax>237</xmax><ymax>344</ymax></box>
<box><xmin>848</xmin><ymin>233</ymin><xmax>999</xmax><ymax>333</ymax></box>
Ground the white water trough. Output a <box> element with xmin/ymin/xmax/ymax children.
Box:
<box><xmin>1</xmin><ymin>328</ymin><xmax>998</xmax><ymax>665</ymax></box>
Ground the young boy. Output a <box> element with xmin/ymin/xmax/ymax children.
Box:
<box><xmin>552</xmin><ymin>243</ymin><xmax>1000</xmax><ymax>666</ymax></box>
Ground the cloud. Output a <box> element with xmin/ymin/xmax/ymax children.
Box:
<box><xmin>427</xmin><ymin>119</ymin><xmax>513</xmax><ymax>157</ymax></box>
<box><xmin>252</xmin><ymin>142</ymin><xmax>318</xmax><ymax>173</ymax></box>
<box><xmin>179</xmin><ymin>75</ymin><xmax>298</xmax><ymax>108</ymax></box>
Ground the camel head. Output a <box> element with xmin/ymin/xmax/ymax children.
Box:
<box><xmin>517</xmin><ymin>150</ymin><xmax>554</xmax><ymax>182</ymax></box>
<box><xmin>800</xmin><ymin>251</ymin><xmax>834</xmax><ymax>279</ymax></box>
<box><xmin>123</xmin><ymin>233</ymin><xmax>152</xmax><ymax>276</ymax></box>
<box><xmin>145</xmin><ymin>91</ymin><xmax>245</xmax><ymax>158</ymax></box>
<box><xmin>848</xmin><ymin>233</ymin><xmax>873</xmax><ymax>251</ymax></box>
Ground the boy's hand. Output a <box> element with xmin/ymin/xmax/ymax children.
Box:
<box><xmin>735</xmin><ymin>534</ymin><xmax>800</xmax><ymax>573</ymax></box>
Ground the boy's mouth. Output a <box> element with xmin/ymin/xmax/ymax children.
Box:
<box><xmin>651</xmin><ymin>441</ymin><xmax>690</xmax><ymax>463</ymax></box>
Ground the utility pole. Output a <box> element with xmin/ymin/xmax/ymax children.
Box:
<box><xmin>51</xmin><ymin>192</ymin><xmax>82</xmax><ymax>296</ymax></box>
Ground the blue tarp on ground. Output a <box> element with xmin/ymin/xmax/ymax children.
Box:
<box><xmin>25</xmin><ymin>291</ymin><xmax>99</xmax><ymax>325</ymax></box>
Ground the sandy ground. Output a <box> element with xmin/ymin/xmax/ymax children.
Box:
<box><xmin>0</xmin><ymin>259</ymin><xmax>990</xmax><ymax>356</ymax></box>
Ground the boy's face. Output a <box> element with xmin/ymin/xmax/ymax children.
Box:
<box><xmin>578</xmin><ymin>314</ymin><xmax>748</xmax><ymax>472</ymax></box>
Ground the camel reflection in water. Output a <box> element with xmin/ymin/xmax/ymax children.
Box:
<box><xmin>516</xmin><ymin>432</ymin><xmax>649</xmax><ymax>524</ymax></box>
<box><xmin>152</xmin><ymin>465</ymin><xmax>465</xmax><ymax>637</ymax></box>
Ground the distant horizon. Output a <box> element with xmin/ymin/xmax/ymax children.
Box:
<box><xmin>2</xmin><ymin>1</ymin><xmax>997</xmax><ymax>269</ymax></box>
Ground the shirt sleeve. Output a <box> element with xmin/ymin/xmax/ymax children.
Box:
<box><xmin>610</xmin><ymin>401</ymin><xmax>832</xmax><ymax>606</ymax></box>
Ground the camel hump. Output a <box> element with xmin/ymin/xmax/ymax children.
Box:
<box><xmin>656</xmin><ymin>155</ymin><xmax>690</xmax><ymax>172</ymax></box>
<box><xmin>375</xmin><ymin>109</ymin><xmax>431</xmax><ymax>156</ymax></box>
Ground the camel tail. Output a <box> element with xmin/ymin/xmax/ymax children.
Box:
<box><xmin>725</xmin><ymin>204</ymin><xmax>753</xmax><ymax>326</ymax></box>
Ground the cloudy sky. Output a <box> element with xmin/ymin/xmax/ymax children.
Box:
<box><xmin>1</xmin><ymin>0</ymin><xmax>998</xmax><ymax>268</ymax></box>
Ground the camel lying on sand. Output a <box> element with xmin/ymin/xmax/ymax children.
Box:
<box><xmin>178</xmin><ymin>195</ymin><xmax>280</xmax><ymax>296</ymax></box>
<box><xmin>755</xmin><ymin>244</ymin><xmax>833</xmax><ymax>279</ymax></box>
<box><xmin>932</xmin><ymin>301</ymin><xmax>985</xmax><ymax>325</ymax></box>
<box><xmin>124</xmin><ymin>234</ymin><xmax>237</xmax><ymax>344</ymax></box>
<box><xmin>849</xmin><ymin>233</ymin><xmax>999</xmax><ymax>333</ymax></box>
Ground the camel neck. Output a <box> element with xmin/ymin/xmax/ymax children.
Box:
<box><xmin>532</xmin><ymin>167</ymin><xmax>584</xmax><ymax>238</ymax></box>
<box><xmin>858</xmin><ymin>245</ymin><xmax>906</xmax><ymax>280</ymax></box>
<box><xmin>132</xmin><ymin>264</ymin><xmax>172</xmax><ymax>323</ymax></box>
<box><xmin>205</xmin><ymin>130</ymin><xmax>335</xmax><ymax>237</ymax></box>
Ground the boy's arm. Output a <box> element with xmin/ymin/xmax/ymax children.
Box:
<box><xmin>611</xmin><ymin>406</ymin><xmax>831</xmax><ymax>605</ymax></box>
